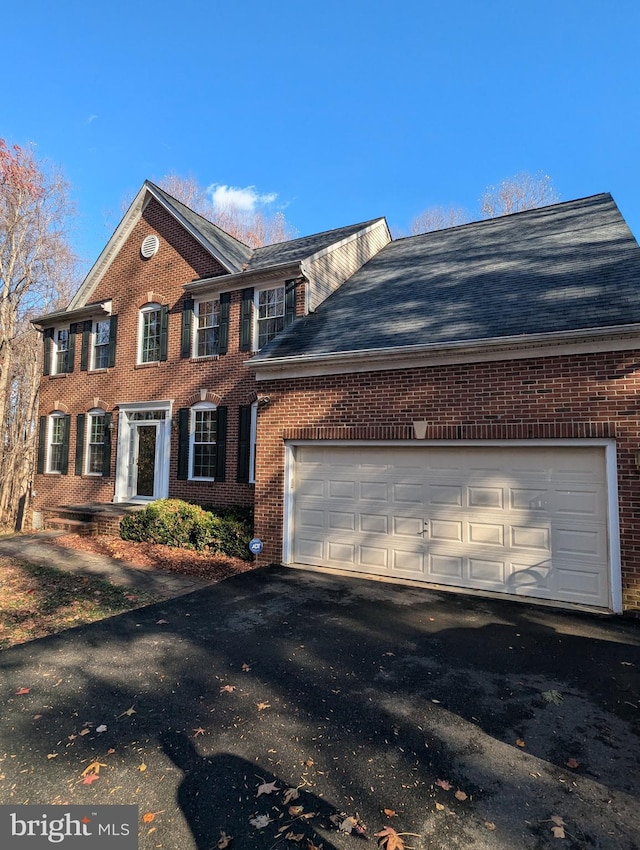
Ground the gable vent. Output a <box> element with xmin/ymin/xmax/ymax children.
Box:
<box><xmin>141</xmin><ymin>234</ymin><xmax>160</xmax><ymax>259</ymax></box>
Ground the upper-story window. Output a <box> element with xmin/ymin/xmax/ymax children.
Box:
<box><xmin>139</xmin><ymin>303</ymin><xmax>162</xmax><ymax>363</ymax></box>
<box><xmin>256</xmin><ymin>285</ymin><xmax>285</xmax><ymax>349</ymax></box>
<box><xmin>195</xmin><ymin>299</ymin><xmax>220</xmax><ymax>357</ymax></box>
<box><xmin>92</xmin><ymin>320</ymin><xmax>111</xmax><ymax>370</ymax></box>
<box><xmin>54</xmin><ymin>329</ymin><xmax>70</xmax><ymax>374</ymax></box>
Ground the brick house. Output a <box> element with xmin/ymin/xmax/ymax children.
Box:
<box><xmin>31</xmin><ymin>181</ymin><xmax>389</xmax><ymax>526</ymax></box>
<box><xmin>248</xmin><ymin>194</ymin><xmax>640</xmax><ymax>614</ymax></box>
<box><xmin>34</xmin><ymin>187</ymin><xmax>640</xmax><ymax>613</ymax></box>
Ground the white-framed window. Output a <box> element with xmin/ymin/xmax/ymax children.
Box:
<box><xmin>194</xmin><ymin>298</ymin><xmax>220</xmax><ymax>357</ymax></box>
<box><xmin>255</xmin><ymin>285</ymin><xmax>285</xmax><ymax>349</ymax></box>
<box><xmin>85</xmin><ymin>409</ymin><xmax>106</xmax><ymax>475</ymax></box>
<box><xmin>249</xmin><ymin>400</ymin><xmax>258</xmax><ymax>484</ymax></box>
<box><xmin>92</xmin><ymin>319</ymin><xmax>111</xmax><ymax>370</ymax></box>
<box><xmin>190</xmin><ymin>402</ymin><xmax>217</xmax><ymax>480</ymax></box>
<box><xmin>139</xmin><ymin>303</ymin><xmax>162</xmax><ymax>363</ymax></box>
<box><xmin>48</xmin><ymin>412</ymin><xmax>66</xmax><ymax>473</ymax></box>
<box><xmin>54</xmin><ymin>329</ymin><xmax>70</xmax><ymax>374</ymax></box>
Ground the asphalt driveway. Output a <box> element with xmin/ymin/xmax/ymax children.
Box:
<box><xmin>0</xmin><ymin>565</ymin><xmax>638</xmax><ymax>849</ymax></box>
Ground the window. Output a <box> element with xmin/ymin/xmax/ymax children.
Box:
<box><xmin>190</xmin><ymin>404</ymin><xmax>217</xmax><ymax>479</ymax></box>
<box><xmin>256</xmin><ymin>286</ymin><xmax>285</xmax><ymax>349</ymax></box>
<box><xmin>92</xmin><ymin>320</ymin><xmax>111</xmax><ymax>369</ymax></box>
<box><xmin>55</xmin><ymin>329</ymin><xmax>69</xmax><ymax>374</ymax></box>
<box><xmin>86</xmin><ymin>411</ymin><xmax>106</xmax><ymax>474</ymax></box>
<box><xmin>48</xmin><ymin>413</ymin><xmax>67</xmax><ymax>473</ymax></box>
<box><xmin>139</xmin><ymin>304</ymin><xmax>162</xmax><ymax>363</ymax></box>
<box><xmin>195</xmin><ymin>299</ymin><xmax>220</xmax><ymax>357</ymax></box>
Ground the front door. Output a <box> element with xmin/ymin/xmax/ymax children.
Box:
<box><xmin>115</xmin><ymin>404</ymin><xmax>172</xmax><ymax>503</ymax></box>
<box><xmin>131</xmin><ymin>424</ymin><xmax>157</xmax><ymax>498</ymax></box>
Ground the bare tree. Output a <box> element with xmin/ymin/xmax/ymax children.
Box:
<box><xmin>409</xmin><ymin>205</ymin><xmax>470</xmax><ymax>235</ymax></box>
<box><xmin>0</xmin><ymin>140</ymin><xmax>77</xmax><ymax>529</ymax></box>
<box><xmin>480</xmin><ymin>172</ymin><xmax>559</xmax><ymax>218</ymax></box>
<box><xmin>156</xmin><ymin>173</ymin><xmax>297</xmax><ymax>247</ymax></box>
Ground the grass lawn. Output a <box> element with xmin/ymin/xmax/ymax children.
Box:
<box><xmin>0</xmin><ymin>555</ymin><xmax>161</xmax><ymax>649</ymax></box>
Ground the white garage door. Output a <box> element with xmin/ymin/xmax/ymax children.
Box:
<box><xmin>291</xmin><ymin>445</ymin><xmax>612</xmax><ymax>608</ymax></box>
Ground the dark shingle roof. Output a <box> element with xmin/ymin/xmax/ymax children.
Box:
<box><xmin>255</xmin><ymin>194</ymin><xmax>640</xmax><ymax>360</ymax></box>
<box><xmin>147</xmin><ymin>182</ymin><xmax>253</xmax><ymax>272</ymax></box>
<box><xmin>245</xmin><ymin>218</ymin><xmax>385</xmax><ymax>271</ymax></box>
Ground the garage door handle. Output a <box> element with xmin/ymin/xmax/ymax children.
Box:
<box><xmin>418</xmin><ymin>524</ymin><xmax>429</xmax><ymax>537</ymax></box>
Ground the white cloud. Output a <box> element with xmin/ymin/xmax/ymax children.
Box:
<box><xmin>207</xmin><ymin>183</ymin><xmax>277</xmax><ymax>212</ymax></box>
<box><xmin>86</xmin><ymin>114</ymin><xmax>98</xmax><ymax>124</ymax></box>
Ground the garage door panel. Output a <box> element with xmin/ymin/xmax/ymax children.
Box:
<box><xmin>292</xmin><ymin>445</ymin><xmax>611</xmax><ymax>608</ymax></box>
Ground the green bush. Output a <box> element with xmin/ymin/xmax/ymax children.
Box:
<box><xmin>120</xmin><ymin>499</ymin><xmax>253</xmax><ymax>559</ymax></box>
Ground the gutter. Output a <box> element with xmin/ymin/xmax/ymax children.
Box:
<box><xmin>185</xmin><ymin>261</ymin><xmax>305</xmax><ymax>294</ymax></box>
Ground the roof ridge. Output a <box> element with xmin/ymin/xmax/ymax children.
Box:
<box><xmin>252</xmin><ymin>216</ymin><xmax>386</xmax><ymax>253</ymax></box>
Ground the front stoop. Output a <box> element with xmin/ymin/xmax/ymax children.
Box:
<box><xmin>41</xmin><ymin>503</ymin><xmax>146</xmax><ymax>537</ymax></box>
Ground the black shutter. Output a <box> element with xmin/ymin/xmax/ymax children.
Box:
<box><xmin>102</xmin><ymin>413</ymin><xmax>112</xmax><ymax>476</ymax></box>
<box><xmin>285</xmin><ymin>278</ymin><xmax>297</xmax><ymax>327</ymax></box>
<box><xmin>181</xmin><ymin>299</ymin><xmax>194</xmax><ymax>358</ymax></box>
<box><xmin>67</xmin><ymin>324</ymin><xmax>76</xmax><ymax>373</ymax></box>
<box><xmin>60</xmin><ymin>415</ymin><xmax>71</xmax><ymax>475</ymax></box>
<box><xmin>37</xmin><ymin>416</ymin><xmax>47</xmax><ymax>473</ymax></box>
<box><xmin>177</xmin><ymin>408</ymin><xmax>190</xmax><ymax>480</ymax></box>
<box><xmin>159</xmin><ymin>305</ymin><xmax>169</xmax><ymax>361</ymax></box>
<box><xmin>236</xmin><ymin>405</ymin><xmax>252</xmax><ymax>483</ymax></box>
<box><xmin>43</xmin><ymin>328</ymin><xmax>54</xmax><ymax>376</ymax></box>
<box><xmin>80</xmin><ymin>321</ymin><xmax>91</xmax><ymax>371</ymax></box>
<box><xmin>108</xmin><ymin>315</ymin><xmax>118</xmax><ymax>368</ymax></box>
<box><xmin>240</xmin><ymin>288</ymin><xmax>253</xmax><ymax>351</ymax></box>
<box><xmin>218</xmin><ymin>292</ymin><xmax>230</xmax><ymax>354</ymax></box>
<box><xmin>215</xmin><ymin>406</ymin><xmax>227</xmax><ymax>481</ymax></box>
<box><xmin>75</xmin><ymin>414</ymin><xmax>85</xmax><ymax>475</ymax></box>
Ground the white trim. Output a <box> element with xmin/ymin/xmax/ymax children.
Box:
<box><xmin>114</xmin><ymin>400</ymin><xmax>172</xmax><ymax>502</ymax></box>
<box><xmin>188</xmin><ymin>401</ymin><xmax>218</xmax><ymax>481</ymax></box>
<box><xmin>90</xmin><ymin>318</ymin><xmax>111</xmax><ymax>371</ymax></box>
<box><xmin>137</xmin><ymin>303</ymin><xmax>161</xmax><ymax>365</ymax></box>
<box><xmin>249</xmin><ymin>328</ymin><xmax>640</xmax><ymax>380</ymax></box>
<box><xmin>192</xmin><ymin>297</ymin><xmax>220</xmax><ymax>359</ymax></box>
<box><xmin>282</xmin><ymin>438</ymin><xmax>622</xmax><ymax>613</ymax></box>
<box><xmin>249</xmin><ymin>400</ymin><xmax>258</xmax><ymax>485</ymax></box>
<box><xmin>84</xmin><ymin>408</ymin><xmax>106</xmax><ymax>476</ymax></box>
<box><xmin>254</xmin><ymin>283</ymin><xmax>286</xmax><ymax>352</ymax></box>
<box><xmin>46</xmin><ymin>411</ymin><xmax>66</xmax><ymax>474</ymax></box>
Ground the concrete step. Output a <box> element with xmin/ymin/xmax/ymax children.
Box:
<box><xmin>45</xmin><ymin>517</ymin><xmax>96</xmax><ymax>536</ymax></box>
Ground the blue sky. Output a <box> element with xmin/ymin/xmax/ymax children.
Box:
<box><xmin>4</xmin><ymin>0</ymin><xmax>639</xmax><ymax>275</ymax></box>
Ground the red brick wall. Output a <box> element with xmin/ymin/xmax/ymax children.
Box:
<box><xmin>253</xmin><ymin>350</ymin><xmax>640</xmax><ymax>612</ymax></box>
<box><xmin>34</xmin><ymin>199</ymin><xmax>262</xmax><ymax>513</ymax></box>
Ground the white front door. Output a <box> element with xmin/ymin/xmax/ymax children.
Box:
<box><xmin>114</xmin><ymin>402</ymin><xmax>172</xmax><ymax>503</ymax></box>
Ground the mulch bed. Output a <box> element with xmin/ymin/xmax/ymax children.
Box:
<box><xmin>50</xmin><ymin>533</ymin><xmax>257</xmax><ymax>581</ymax></box>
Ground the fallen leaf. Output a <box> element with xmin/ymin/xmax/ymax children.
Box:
<box><xmin>138</xmin><ymin>763</ymin><xmax>147</xmax><ymax>772</ymax></box>
<box><xmin>454</xmin><ymin>790</ymin><xmax>468</xmax><ymax>801</ymax></box>
<box><xmin>193</xmin><ymin>727</ymin><xmax>206</xmax><ymax>737</ymax></box>
<box><xmin>47</xmin><ymin>753</ymin><xmax>58</xmax><ymax>760</ymax></box>
<box><xmin>249</xmin><ymin>814</ymin><xmax>272</xmax><ymax>829</ymax></box>
<box><xmin>119</xmin><ymin>707</ymin><xmax>136</xmax><ymax>717</ymax></box>
<box><xmin>285</xmin><ymin>833</ymin><xmax>305</xmax><ymax>843</ymax></box>
<box><xmin>220</xmin><ymin>685</ymin><xmax>236</xmax><ymax>694</ymax></box>
<box><xmin>142</xmin><ymin>811</ymin><xmax>164</xmax><ymax>823</ymax></box>
<box><xmin>79</xmin><ymin>729</ymin><xmax>90</xmax><ymax>737</ymax></box>
<box><xmin>304</xmin><ymin>758</ymin><xmax>314</xmax><ymax>768</ymax></box>
<box><xmin>435</xmin><ymin>802</ymin><xmax>445</xmax><ymax>811</ymax></box>
<box><xmin>156</xmin><ymin>619</ymin><xmax>168</xmax><ymax>625</ymax></box>
<box><xmin>485</xmin><ymin>821</ymin><xmax>496</xmax><ymax>830</ymax></box>
<box><xmin>241</xmin><ymin>663</ymin><xmax>251</xmax><ymax>672</ymax></box>
<box><xmin>551</xmin><ymin>825</ymin><xmax>566</xmax><ymax>838</ymax></box>
<box><xmin>383</xmin><ymin>808</ymin><xmax>398</xmax><ymax>818</ymax></box>
<box><xmin>256</xmin><ymin>780</ymin><xmax>280</xmax><ymax>797</ymax></box>
<box><xmin>550</xmin><ymin>815</ymin><xmax>566</xmax><ymax>827</ymax></box>
<box><xmin>375</xmin><ymin>826</ymin><xmax>405</xmax><ymax>850</ymax></box>
<box><xmin>283</xmin><ymin>788</ymin><xmax>300</xmax><ymax>804</ymax></box>
<box><xmin>96</xmin><ymin>725</ymin><xmax>107</xmax><ymax>733</ymax></box>
<box><xmin>516</xmin><ymin>739</ymin><xmax>526</xmax><ymax>748</ymax></box>
<box><xmin>218</xmin><ymin>832</ymin><xmax>233</xmax><ymax>848</ymax></box>
<box><xmin>435</xmin><ymin>779</ymin><xmax>452</xmax><ymax>790</ymax></box>
<box><xmin>306</xmin><ymin>841</ymin><xmax>323</xmax><ymax>850</ymax></box>
<box><xmin>257</xmin><ymin>702</ymin><xmax>271</xmax><ymax>711</ymax></box>
<box><xmin>33</xmin><ymin>714</ymin><xmax>43</xmax><ymax>720</ymax></box>
<box><xmin>566</xmin><ymin>758</ymin><xmax>580</xmax><ymax>769</ymax></box>
<box><xmin>431</xmin><ymin>699</ymin><xmax>441</xmax><ymax>704</ymax></box>
<box><xmin>288</xmin><ymin>805</ymin><xmax>304</xmax><ymax>816</ymax></box>
<box><xmin>81</xmin><ymin>761</ymin><xmax>107</xmax><ymax>777</ymax></box>
<box><xmin>15</xmin><ymin>688</ymin><xmax>30</xmax><ymax>695</ymax></box>
<box><xmin>82</xmin><ymin>773</ymin><xmax>100</xmax><ymax>785</ymax></box>
<box><xmin>107</xmin><ymin>748</ymin><xmax>116</xmax><ymax>755</ymax></box>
